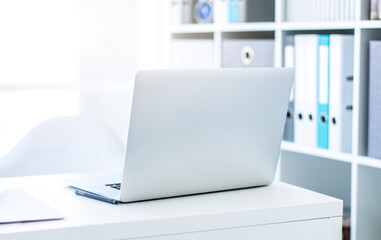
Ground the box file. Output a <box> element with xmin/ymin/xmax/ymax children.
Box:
<box><xmin>216</xmin><ymin>0</ymin><xmax>229</xmax><ymax>24</ymax></box>
<box><xmin>229</xmin><ymin>0</ymin><xmax>239</xmax><ymax>23</ymax></box>
<box><xmin>283</xmin><ymin>36</ymin><xmax>295</xmax><ymax>141</ymax></box>
<box><xmin>286</xmin><ymin>0</ymin><xmax>355</xmax><ymax>22</ymax></box>
<box><xmin>329</xmin><ymin>35</ymin><xmax>353</xmax><ymax>153</ymax></box>
<box><xmin>371</xmin><ymin>0</ymin><xmax>378</xmax><ymax>20</ymax></box>
<box><xmin>368</xmin><ymin>40</ymin><xmax>381</xmax><ymax>159</ymax></box>
<box><xmin>294</xmin><ymin>35</ymin><xmax>319</xmax><ymax>147</ymax></box>
<box><xmin>171</xmin><ymin>0</ymin><xmax>182</xmax><ymax>25</ymax></box>
<box><xmin>182</xmin><ymin>0</ymin><xmax>194</xmax><ymax>24</ymax></box>
<box><xmin>170</xmin><ymin>39</ymin><xmax>214</xmax><ymax>69</ymax></box>
<box><xmin>222</xmin><ymin>39</ymin><xmax>274</xmax><ymax>68</ymax></box>
<box><xmin>318</xmin><ymin>35</ymin><xmax>330</xmax><ymax>149</ymax></box>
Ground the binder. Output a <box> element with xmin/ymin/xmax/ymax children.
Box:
<box><xmin>321</xmin><ymin>0</ymin><xmax>328</xmax><ymax>21</ymax></box>
<box><xmin>368</xmin><ymin>40</ymin><xmax>381</xmax><ymax>159</ymax></box>
<box><xmin>238</xmin><ymin>0</ymin><xmax>246</xmax><ymax>22</ymax></box>
<box><xmin>311</xmin><ymin>0</ymin><xmax>318</xmax><ymax>22</ymax></box>
<box><xmin>339</xmin><ymin>0</ymin><xmax>345</xmax><ymax>21</ymax></box>
<box><xmin>332</xmin><ymin>0</ymin><xmax>338</xmax><ymax>21</ymax></box>
<box><xmin>329</xmin><ymin>35</ymin><xmax>354</xmax><ymax>153</ymax></box>
<box><xmin>283</xmin><ymin>36</ymin><xmax>295</xmax><ymax>141</ymax></box>
<box><xmin>298</xmin><ymin>0</ymin><xmax>306</xmax><ymax>21</ymax></box>
<box><xmin>216</xmin><ymin>0</ymin><xmax>229</xmax><ymax>24</ymax></box>
<box><xmin>349</xmin><ymin>0</ymin><xmax>355</xmax><ymax>20</ymax></box>
<box><xmin>171</xmin><ymin>0</ymin><xmax>182</xmax><ymax>25</ymax></box>
<box><xmin>370</xmin><ymin>0</ymin><xmax>377</xmax><ymax>20</ymax></box>
<box><xmin>182</xmin><ymin>0</ymin><xmax>194</xmax><ymax>24</ymax></box>
<box><xmin>294</xmin><ymin>34</ymin><xmax>319</xmax><ymax>147</ymax></box>
<box><xmin>343</xmin><ymin>0</ymin><xmax>351</xmax><ymax>21</ymax></box>
<box><xmin>170</xmin><ymin>39</ymin><xmax>214</xmax><ymax>69</ymax></box>
<box><xmin>315</xmin><ymin>0</ymin><xmax>321</xmax><ymax>21</ymax></box>
<box><xmin>229</xmin><ymin>0</ymin><xmax>239</xmax><ymax>23</ymax></box>
<box><xmin>286</xmin><ymin>0</ymin><xmax>294</xmax><ymax>21</ymax></box>
<box><xmin>221</xmin><ymin>39</ymin><xmax>274</xmax><ymax>68</ymax></box>
<box><xmin>295</xmin><ymin>0</ymin><xmax>303</xmax><ymax>21</ymax></box>
<box><xmin>318</xmin><ymin>35</ymin><xmax>330</xmax><ymax>149</ymax></box>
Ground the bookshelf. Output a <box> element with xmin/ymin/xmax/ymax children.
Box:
<box><xmin>166</xmin><ymin>0</ymin><xmax>381</xmax><ymax>239</ymax></box>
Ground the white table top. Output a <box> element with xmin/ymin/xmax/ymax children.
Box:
<box><xmin>0</xmin><ymin>174</ymin><xmax>342</xmax><ymax>240</ymax></box>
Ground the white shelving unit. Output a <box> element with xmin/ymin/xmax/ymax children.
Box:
<box><xmin>166</xmin><ymin>0</ymin><xmax>381</xmax><ymax>239</ymax></box>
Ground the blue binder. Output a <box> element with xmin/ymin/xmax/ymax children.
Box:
<box><xmin>318</xmin><ymin>35</ymin><xmax>330</xmax><ymax>149</ymax></box>
<box><xmin>229</xmin><ymin>0</ymin><xmax>239</xmax><ymax>23</ymax></box>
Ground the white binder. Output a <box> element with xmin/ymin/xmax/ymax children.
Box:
<box><xmin>294</xmin><ymin>34</ymin><xmax>319</xmax><ymax>147</ymax></box>
<box><xmin>329</xmin><ymin>35</ymin><xmax>354</xmax><ymax>153</ymax></box>
<box><xmin>349</xmin><ymin>0</ymin><xmax>355</xmax><ymax>20</ymax></box>
<box><xmin>216</xmin><ymin>0</ymin><xmax>229</xmax><ymax>24</ymax></box>
<box><xmin>182</xmin><ymin>0</ymin><xmax>193</xmax><ymax>24</ymax></box>
<box><xmin>171</xmin><ymin>0</ymin><xmax>182</xmax><ymax>25</ymax></box>
<box><xmin>170</xmin><ymin>39</ymin><xmax>214</xmax><ymax>69</ymax></box>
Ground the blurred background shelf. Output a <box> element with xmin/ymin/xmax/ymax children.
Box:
<box><xmin>281</xmin><ymin>141</ymin><xmax>354</xmax><ymax>164</ymax></box>
<box><xmin>166</xmin><ymin>0</ymin><xmax>381</xmax><ymax>239</ymax></box>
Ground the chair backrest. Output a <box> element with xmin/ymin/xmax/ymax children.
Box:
<box><xmin>0</xmin><ymin>117</ymin><xmax>125</xmax><ymax>177</ymax></box>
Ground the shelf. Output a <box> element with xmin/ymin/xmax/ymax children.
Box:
<box><xmin>280</xmin><ymin>141</ymin><xmax>354</xmax><ymax>164</ymax></box>
<box><xmin>279</xmin><ymin>21</ymin><xmax>356</xmax><ymax>31</ymax></box>
<box><xmin>166</xmin><ymin>1</ymin><xmax>380</xmax><ymax>239</ymax></box>
<box><xmin>170</xmin><ymin>21</ymin><xmax>381</xmax><ymax>35</ymax></box>
<box><xmin>281</xmin><ymin>141</ymin><xmax>381</xmax><ymax>169</ymax></box>
<box><xmin>219</xmin><ymin>22</ymin><xmax>276</xmax><ymax>32</ymax></box>
<box><xmin>359</xmin><ymin>20</ymin><xmax>381</xmax><ymax>29</ymax></box>
<box><xmin>170</xmin><ymin>24</ymin><xmax>215</xmax><ymax>34</ymax></box>
<box><xmin>171</xmin><ymin>22</ymin><xmax>277</xmax><ymax>34</ymax></box>
<box><xmin>357</xmin><ymin>155</ymin><xmax>381</xmax><ymax>169</ymax></box>
<box><xmin>166</xmin><ymin>1</ymin><xmax>381</xmax><ymax>239</ymax></box>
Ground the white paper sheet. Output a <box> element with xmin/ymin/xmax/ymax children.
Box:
<box><xmin>0</xmin><ymin>187</ymin><xmax>64</xmax><ymax>224</ymax></box>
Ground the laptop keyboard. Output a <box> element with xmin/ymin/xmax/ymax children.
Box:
<box><xmin>105</xmin><ymin>183</ymin><xmax>121</xmax><ymax>190</ymax></box>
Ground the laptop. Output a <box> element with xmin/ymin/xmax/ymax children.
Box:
<box><xmin>66</xmin><ymin>68</ymin><xmax>294</xmax><ymax>203</ymax></box>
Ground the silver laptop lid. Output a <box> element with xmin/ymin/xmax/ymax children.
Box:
<box><xmin>120</xmin><ymin>68</ymin><xmax>294</xmax><ymax>202</ymax></box>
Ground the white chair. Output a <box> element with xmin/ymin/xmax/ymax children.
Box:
<box><xmin>0</xmin><ymin>117</ymin><xmax>125</xmax><ymax>177</ymax></box>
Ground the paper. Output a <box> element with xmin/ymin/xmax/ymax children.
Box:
<box><xmin>0</xmin><ymin>187</ymin><xmax>64</xmax><ymax>224</ymax></box>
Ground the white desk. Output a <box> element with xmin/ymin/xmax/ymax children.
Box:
<box><xmin>0</xmin><ymin>174</ymin><xmax>342</xmax><ymax>240</ymax></box>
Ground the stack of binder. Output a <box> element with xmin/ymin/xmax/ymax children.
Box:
<box><xmin>171</xmin><ymin>0</ymin><xmax>274</xmax><ymax>24</ymax></box>
<box><xmin>286</xmin><ymin>0</ymin><xmax>355</xmax><ymax>22</ymax></box>
<box><xmin>222</xmin><ymin>39</ymin><xmax>274</xmax><ymax>68</ymax></box>
<box><xmin>284</xmin><ymin>34</ymin><xmax>354</xmax><ymax>153</ymax></box>
<box><xmin>171</xmin><ymin>0</ymin><xmax>214</xmax><ymax>25</ymax></box>
<box><xmin>368</xmin><ymin>40</ymin><xmax>381</xmax><ymax>159</ymax></box>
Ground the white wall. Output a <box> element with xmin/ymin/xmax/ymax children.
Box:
<box><xmin>0</xmin><ymin>0</ymin><xmax>164</xmax><ymax>159</ymax></box>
